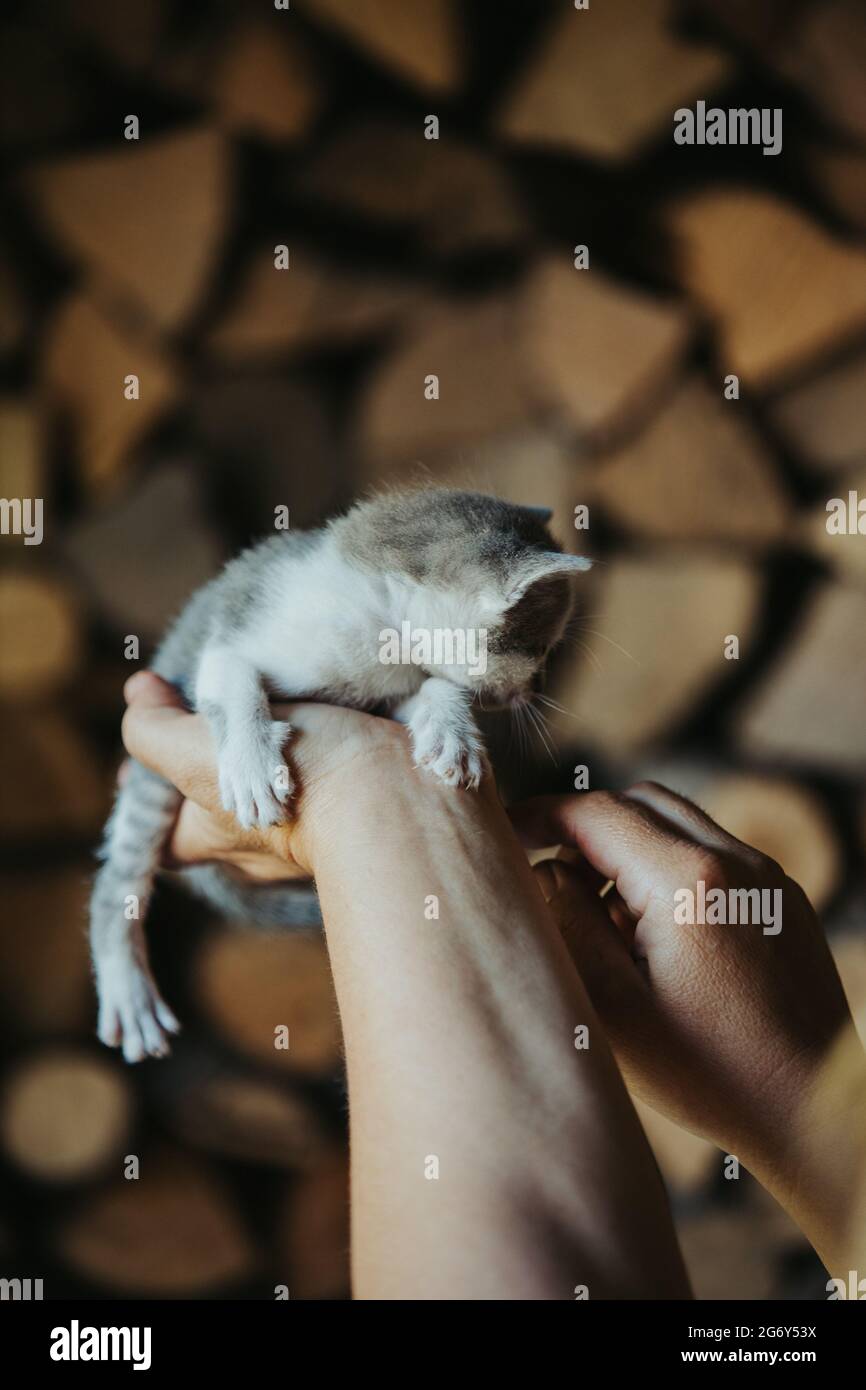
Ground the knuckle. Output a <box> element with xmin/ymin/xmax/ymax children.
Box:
<box><xmin>584</xmin><ymin>789</ymin><xmax>628</xmax><ymax>817</ymax></box>
<box><xmin>688</xmin><ymin>847</ymin><xmax>731</xmax><ymax>891</ymax></box>
<box><xmin>625</xmin><ymin>779</ymin><xmax>666</xmax><ymax>799</ymax></box>
<box><xmin>755</xmin><ymin>850</ymin><xmax>785</xmax><ymax>883</ymax></box>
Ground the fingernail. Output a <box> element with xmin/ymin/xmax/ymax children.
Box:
<box><xmin>534</xmin><ymin>860</ymin><xmax>558</xmax><ymax>903</ymax></box>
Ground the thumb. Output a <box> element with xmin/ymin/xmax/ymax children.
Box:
<box><xmin>121</xmin><ymin>673</ymin><xmax>223</xmax><ymax>813</ymax></box>
<box><xmin>533</xmin><ymin>859</ymin><xmax>645</xmax><ymax>1030</ymax></box>
<box><xmin>124</xmin><ymin>670</ymin><xmax>186</xmax><ymax>710</ymax></box>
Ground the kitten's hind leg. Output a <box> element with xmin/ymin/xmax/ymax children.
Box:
<box><xmin>91</xmin><ymin>760</ymin><xmax>181</xmax><ymax>1062</ymax></box>
<box><xmin>196</xmin><ymin>644</ymin><xmax>293</xmax><ymax>830</ymax></box>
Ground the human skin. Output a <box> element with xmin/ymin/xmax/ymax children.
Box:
<box><xmin>510</xmin><ymin>786</ymin><xmax>866</xmax><ymax>1277</ymax></box>
<box><xmin>120</xmin><ymin>672</ymin><xmax>689</xmax><ymax>1301</ymax></box>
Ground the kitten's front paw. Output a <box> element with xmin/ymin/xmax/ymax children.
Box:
<box><xmin>218</xmin><ymin>720</ymin><xmax>293</xmax><ymax>829</ymax></box>
<box><xmin>97</xmin><ymin>961</ymin><xmax>180</xmax><ymax>1064</ymax></box>
<box><xmin>410</xmin><ymin>716</ymin><xmax>485</xmax><ymax>790</ymax></box>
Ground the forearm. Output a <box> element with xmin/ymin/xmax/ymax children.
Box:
<box><xmin>762</xmin><ymin>1029</ymin><xmax>866</xmax><ymax>1278</ymax></box>
<box><xmin>305</xmin><ymin>738</ymin><xmax>689</xmax><ymax>1300</ymax></box>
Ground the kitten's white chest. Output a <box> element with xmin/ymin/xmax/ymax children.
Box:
<box><xmin>235</xmin><ymin>548</ymin><xmax>420</xmax><ymax>703</ymax></box>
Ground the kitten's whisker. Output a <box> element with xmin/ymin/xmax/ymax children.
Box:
<box><xmin>512</xmin><ymin>702</ymin><xmax>526</xmax><ymax>763</ymax></box>
<box><xmin>565</xmin><ymin>635</ymin><xmax>604</xmax><ymax>675</ymax></box>
<box><xmin>568</xmin><ymin>624</ymin><xmax>641</xmax><ymax>666</ymax></box>
<box><xmin>525</xmin><ymin>699</ymin><xmax>557</xmax><ymax>766</ymax></box>
<box><xmin>531</xmin><ymin>699</ymin><xmax>558</xmax><ymax>745</ymax></box>
<box><xmin>505</xmin><ymin>703</ymin><xmax>518</xmax><ymax>760</ymax></box>
<box><xmin>535</xmin><ymin>693</ymin><xmax>581</xmax><ymax>722</ymax></box>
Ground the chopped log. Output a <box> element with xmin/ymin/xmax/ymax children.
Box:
<box><xmin>195</xmin><ymin>929</ymin><xmax>342</xmax><ymax>1073</ymax></box>
<box><xmin>364</xmin><ymin>427</ymin><xmax>592</xmax><ymax>549</ymax></box>
<box><xmin>299</xmin><ymin>0</ymin><xmax>461</xmax><ymax>93</ymax></box>
<box><xmin>832</xmin><ymin>932</ymin><xmax>866</xmax><ymax>1039</ymax></box>
<box><xmin>163</xmin><ymin>19</ymin><xmax>321</xmax><ymax>143</ymax></box>
<box><xmin>0</xmin><ymin>571</ymin><xmax>82</xmax><ymax>699</ymax></box>
<box><xmin>206</xmin><ymin>246</ymin><xmax>419</xmax><ymax>362</ymax></box>
<box><xmin>357</xmin><ymin>294</ymin><xmax>536</xmax><ymax>466</ymax></box>
<box><xmin>770</xmin><ymin>353</ymin><xmax>866</xmax><ymax>475</ymax></box>
<box><xmin>1</xmin><ymin>1049</ymin><xmax>132</xmax><ymax>1183</ymax></box>
<box><xmin>359</xmin><ymin>266</ymin><xmax>689</xmax><ymax>465</ymax></box>
<box><xmin>700</xmin><ymin>774</ymin><xmax>841</xmax><ymax>911</ymax></box>
<box><xmin>0</xmin><ymin>399</ymin><xmax>43</xmax><ymax>501</ymax></box>
<box><xmin>57</xmin><ymin>1146</ymin><xmax>255</xmax><ymax>1294</ymax></box>
<box><xmin>209</xmin><ymin>22</ymin><xmax>322</xmax><ymax>142</ymax></box>
<box><xmin>737</xmin><ymin>585</ymin><xmax>866</xmax><ymax>772</ymax></box>
<box><xmin>684</xmin><ymin>0</ymin><xmax>791</xmax><ymax>54</ymax></box>
<box><xmin>0</xmin><ymin>869</ymin><xmax>95</xmax><ymax>1035</ymax></box>
<box><xmin>278</xmin><ymin>1154</ymin><xmax>350</xmax><ymax>1299</ymax></box>
<box><xmin>0</xmin><ymin>21</ymin><xmax>87</xmax><ymax>153</ymax></box>
<box><xmin>679</xmin><ymin>1188</ymin><xmax>803</xmax><ymax>1301</ymax></box>
<box><xmin>777</xmin><ymin>1</ymin><xmax>866</xmax><ymax>147</ymax></box>
<box><xmin>797</xmin><ymin>468</ymin><xmax>866</xmax><ymax>583</ymax></box>
<box><xmin>298</xmin><ymin>118</ymin><xmax>527</xmax><ymax>256</ymax></box>
<box><xmin>810</xmin><ymin>145</ymin><xmax>866</xmax><ymax>234</ymax></box>
<box><xmin>0</xmin><ymin>258</ymin><xmax>25</xmax><ymax>356</ymax></box>
<box><xmin>190</xmin><ymin>375</ymin><xmax>341</xmax><ymax>530</ymax></box>
<box><xmin>61</xmin><ymin>461</ymin><xmax>224</xmax><ymax>639</ymax></box>
<box><xmin>57</xmin><ymin>0</ymin><xmax>168</xmax><ymax>72</ymax></box>
<box><xmin>157</xmin><ymin>1053</ymin><xmax>332</xmax><ymax>1169</ymax></box>
<box><xmin>519</xmin><ymin>259</ymin><xmax>691</xmax><ymax>446</ymax></box>
<box><xmin>590</xmin><ymin>376</ymin><xmax>788</xmax><ymax>543</ymax></box>
<box><xmin>689</xmin><ymin>0</ymin><xmax>866</xmax><ymax>147</ymax></box>
<box><xmin>26</xmin><ymin>127</ymin><xmax>230</xmax><ymax>333</ymax></box>
<box><xmin>0</xmin><ymin>711</ymin><xmax>109</xmax><ymax>839</ymax></box>
<box><xmin>633</xmin><ymin>1098</ymin><xmax>716</xmax><ymax>1195</ymax></box>
<box><xmin>552</xmin><ymin>555</ymin><xmax>760</xmax><ymax>755</ymax></box>
<box><xmin>626</xmin><ymin>753</ymin><xmax>719</xmax><ymax>808</ymax></box>
<box><xmin>497</xmin><ymin>0</ymin><xmax>732</xmax><ymax>160</ymax></box>
<box><xmin>41</xmin><ymin>295</ymin><xmax>176</xmax><ymax>497</ymax></box>
<box><xmin>177</xmin><ymin>1077</ymin><xmax>330</xmax><ymax>1170</ymax></box>
<box><xmin>667</xmin><ymin>189</ymin><xmax>866</xmax><ymax>389</ymax></box>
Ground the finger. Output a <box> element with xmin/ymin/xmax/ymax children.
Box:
<box><xmin>535</xmin><ymin>847</ymin><xmax>633</xmax><ymax>946</ymax></box>
<box><xmin>604</xmin><ymin>885</ymin><xmax>638</xmax><ymax>946</ymax></box>
<box><xmin>121</xmin><ymin>700</ymin><xmax>223</xmax><ymax>814</ymax></box>
<box><xmin>533</xmin><ymin>860</ymin><xmax>644</xmax><ymax>1020</ymax></box>
<box><xmin>536</xmin><ymin>847</ymin><xmax>609</xmax><ymax>898</ymax></box>
<box><xmin>624</xmin><ymin>781</ymin><xmax>756</xmax><ymax>859</ymax></box>
<box><xmin>509</xmin><ymin>795</ymin><xmax>578</xmax><ymax>850</ymax></box>
<box><xmin>124</xmin><ymin>670</ymin><xmax>186</xmax><ymax>710</ymax></box>
<box><xmin>513</xmin><ymin>792</ymin><xmax>710</xmax><ymax>922</ymax></box>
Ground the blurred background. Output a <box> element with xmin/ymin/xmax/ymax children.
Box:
<box><xmin>1</xmin><ymin>0</ymin><xmax>865</xmax><ymax>1300</ymax></box>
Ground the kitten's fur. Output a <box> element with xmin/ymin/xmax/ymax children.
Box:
<box><xmin>91</xmin><ymin>488</ymin><xmax>591</xmax><ymax>1061</ymax></box>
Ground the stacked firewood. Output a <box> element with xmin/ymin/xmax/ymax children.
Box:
<box><xmin>1</xmin><ymin>0</ymin><xmax>864</xmax><ymax>1299</ymax></box>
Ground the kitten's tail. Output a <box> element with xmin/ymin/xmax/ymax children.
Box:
<box><xmin>179</xmin><ymin>863</ymin><xmax>323</xmax><ymax>929</ymax></box>
<box><xmin>90</xmin><ymin>759</ymin><xmax>182</xmax><ymax>1062</ymax></box>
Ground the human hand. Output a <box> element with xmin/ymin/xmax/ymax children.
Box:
<box><xmin>510</xmin><ymin>782</ymin><xmax>866</xmax><ymax>1271</ymax></box>
<box><xmin>120</xmin><ymin>671</ymin><xmax>401</xmax><ymax>880</ymax></box>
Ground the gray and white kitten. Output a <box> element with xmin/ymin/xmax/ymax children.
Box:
<box><xmin>91</xmin><ymin>488</ymin><xmax>591</xmax><ymax>1062</ymax></box>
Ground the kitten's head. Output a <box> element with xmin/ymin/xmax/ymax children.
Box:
<box><xmin>335</xmin><ymin>488</ymin><xmax>591</xmax><ymax>706</ymax></box>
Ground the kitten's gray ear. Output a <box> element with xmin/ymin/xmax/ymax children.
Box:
<box><xmin>506</xmin><ymin>551</ymin><xmax>592</xmax><ymax>606</ymax></box>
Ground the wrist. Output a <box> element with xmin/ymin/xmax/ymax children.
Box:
<box><xmin>286</xmin><ymin>713</ymin><xmax>413</xmax><ymax>875</ymax></box>
<box><xmin>759</xmin><ymin>1026</ymin><xmax>866</xmax><ymax>1273</ymax></box>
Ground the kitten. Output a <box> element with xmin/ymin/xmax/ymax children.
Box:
<box><xmin>90</xmin><ymin>488</ymin><xmax>591</xmax><ymax>1061</ymax></box>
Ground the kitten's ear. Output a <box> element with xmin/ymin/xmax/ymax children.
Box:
<box><xmin>520</xmin><ymin>504</ymin><xmax>553</xmax><ymax>524</ymax></box>
<box><xmin>506</xmin><ymin>551</ymin><xmax>592</xmax><ymax>606</ymax></box>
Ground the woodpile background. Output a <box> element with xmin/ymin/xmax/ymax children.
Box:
<box><xmin>1</xmin><ymin>0</ymin><xmax>865</xmax><ymax>1300</ymax></box>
